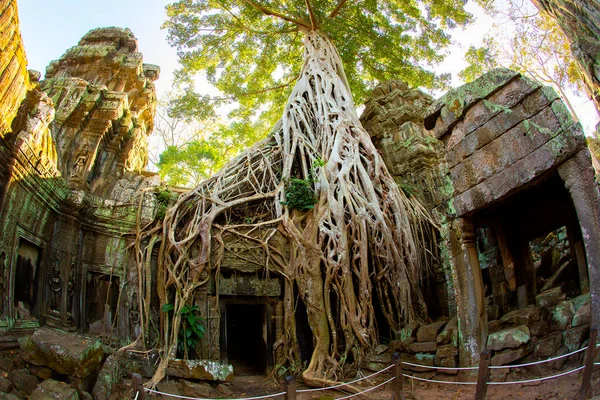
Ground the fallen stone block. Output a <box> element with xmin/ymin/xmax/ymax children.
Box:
<box><xmin>436</xmin><ymin>317</ymin><xmax>458</xmax><ymax>346</ymax></box>
<box><xmin>167</xmin><ymin>359</ymin><xmax>234</xmax><ymax>381</ymax></box>
<box><xmin>416</xmin><ymin>321</ymin><xmax>447</xmax><ymax>343</ymax></box>
<box><xmin>487</xmin><ymin>325</ymin><xmax>530</xmax><ymax>351</ymax></box>
<box><xmin>435</xmin><ymin>344</ymin><xmax>458</xmax><ymax>359</ymax></box>
<box><xmin>29</xmin><ymin>379</ymin><xmax>79</xmax><ymax>400</ymax></box>
<box><xmin>535</xmin><ymin>287</ymin><xmax>565</xmax><ymax>308</ymax></box>
<box><xmin>408</xmin><ymin>341</ymin><xmax>437</xmax><ymax>353</ymax></box>
<box><xmin>491</xmin><ymin>345</ymin><xmax>530</xmax><ymax>366</ymax></box>
<box><xmin>534</xmin><ymin>332</ymin><xmax>563</xmax><ymax>359</ymax></box>
<box><xmin>563</xmin><ymin>325</ymin><xmax>588</xmax><ymax>352</ymax></box>
<box><xmin>571</xmin><ymin>303</ymin><xmax>590</xmax><ymax>327</ymax></box>
<box><xmin>550</xmin><ymin>301</ymin><xmax>575</xmax><ymax>331</ymax></box>
<box><xmin>7</xmin><ymin>369</ymin><xmax>38</xmax><ymax>396</ymax></box>
<box><xmin>19</xmin><ymin>328</ymin><xmax>104</xmax><ymax>379</ymax></box>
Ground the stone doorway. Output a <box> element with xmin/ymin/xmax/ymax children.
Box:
<box><xmin>83</xmin><ymin>271</ymin><xmax>120</xmax><ymax>336</ymax></box>
<box><xmin>13</xmin><ymin>239</ymin><xmax>42</xmax><ymax>320</ymax></box>
<box><xmin>221</xmin><ymin>302</ymin><xmax>268</xmax><ymax>375</ymax></box>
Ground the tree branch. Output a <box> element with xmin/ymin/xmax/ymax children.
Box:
<box><xmin>328</xmin><ymin>0</ymin><xmax>347</xmax><ymax>19</ymax></box>
<box><xmin>305</xmin><ymin>0</ymin><xmax>318</xmax><ymax>29</ymax></box>
<box><xmin>242</xmin><ymin>0</ymin><xmax>311</xmax><ymax>29</ymax></box>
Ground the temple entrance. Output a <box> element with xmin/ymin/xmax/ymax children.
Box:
<box><xmin>13</xmin><ymin>239</ymin><xmax>42</xmax><ymax>320</ymax></box>
<box><xmin>472</xmin><ymin>172</ymin><xmax>586</xmax><ymax>318</ymax></box>
<box><xmin>84</xmin><ymin>271</ymin><xmax>120</xmax><ymax>336</ymax></box>
<box><xmin>221</xmin><ymin>302</ymin><xmax>268</xmax><ymax>375</ymax></box>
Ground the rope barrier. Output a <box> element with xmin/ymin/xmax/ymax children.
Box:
<box><xmin>335</xmin><ymin>377</ymin><xmax>395</xmax><ymax>400</ymax></box>
<box><xmin>489</xmin><ymin>346</ymin><xmax>587</xmax><ymax>369</ymax></box>
<box><xmin>297</xmin><ymin>364</ymin><xmax>394</xmax><ymax>393</ymax></box>
<box><xmin>402</xmin><ymin>373</ymin><xmax>477</xmax><ymax>385</ymax></box>
<box><xmin>488</xmin><ymin>365</ymin><xmax>585</xmax><ymax>385</ymax></box>
<box><xmin>401</xmin><ymin>361</ymin><xmax>478</xmax><ymax>371</ymax></box>
<box><xmin>134</xmin><ymin>390</ymin><xmax>139</xmax><ymax>400</ymax></box>
<box><xmin>144</xmin><ymin>387</ymin><xmax>286</xmax><ymax>400</ymax></box>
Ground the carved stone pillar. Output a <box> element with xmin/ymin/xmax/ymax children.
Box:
<box><xmin>558</xmin><ymin>149</ymin><xmax>600</xmax><ymax>331</ymax></box>
<box><xmin>448</xmin><ymin>217</ymin><xmax>488</xmax><ymax>367</ymax></box>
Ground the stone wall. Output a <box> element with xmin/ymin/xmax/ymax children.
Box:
<box><xmin>0</xmin><ymin>21</ymin><xmax>161</xmax><ymax>345</ymax></box>
<box><xmin>0</xmin><ymin>0</ymin><xmax>30</xmax><ymax>135</ymax></box>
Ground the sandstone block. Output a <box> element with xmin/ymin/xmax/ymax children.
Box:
<box><xmin>19</xmin><ymin>328</ymin><xmax>104</xmax><ymax>379</ymax></box>
<box><xmin>0</xmin><ymin>376</ymin><xmax>13</xmax><ymax>394</ymax></box>
<box><xmin>488</xmin><ymin>320</ymin><xmax>503</xmax><ymax>334</ymax></box>
<box><xmin>7</xmin><ymin>369</ymin><xmax>38</xmax><ymax>396</ymax></box>
<box><xmin>563</xmin><ymin>325</ymin><xmax>588</xmax><ymax>352</ymax></box>
<box><xmin>500</xmin><ymin>306</ymin><xmax>541</xmax><ymax>327</ymax></box>
<box><xmin>572</xmin><ymin>303</ymin><xmax>590</xmax><ymax>327</ymax></box>
<box><xmin>29</xmin><ymin>380</ymin><xmax>78</xmax><ymax>400</ymax></box>
<box><xmin>409</xmin><ymin>341</ymin><xmax>437</xmax><ymax>353</ymax></box>
<box><xmin>436</xmin><ymin>317</ymin><xmax>458</xmax><ymax>346</ymax></box>
<box><xmin>491</xmin><ymin>345</ymin><xmax>530</xmax><ymax>366</ymax></box>
<box><xmin>534</xmin><ymin>333</ymin><xmax>563</xmax><ymax>359</ymax></box>
<box><xmin>167</xmin><ymin>359</ymin><xmax>234</xmax><ymax>381</ymax></box>
<box><xmin>436</xmin><ymin>356</ymin><xmax>458</xmax><ymax>375</ymax></box>
<box><xmin>487</xmin><ymin>325</ymin><xmax>530</xmax><ymax>351</ymax></box>
<box><xmin>436</xmin><ymin>344</ymin><xmax>458</xmax><ymax>359</ymax></box>
<box><xmin>535</xmin><ymin>287</ymin><xmax>565</xmax><ymax>308</ymax></box>
<box><xmin>396</xmin><ymin>320</ymin><xmax>420</xmax><ymax>348</ymax></box>
<box><xmin>550</xmin><ymin>301</ymin><xmax>575</xmax><ymax>331</ymax></box>
<box><xmin>400</xmin><ymin>352</ymin><xmax>435</xmax><ymax>372</ymax></box>
<box><xmin>181</xmin><ymin>380</ymin><xmax>214</xmax><ymax>398</ymax></box>
<box><xmin>416</xmin><ymin>321</ymin><xmax>447</xmax><ymax>342</ymax></box>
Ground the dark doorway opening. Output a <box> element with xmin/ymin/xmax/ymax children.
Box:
<box><xmin>225</xmin><ymin>303</ymin><xmax>267</xmax><ymax>375</ymax></box>
<box><xmin>85</xmin><ymin>272</ymin><xmax>120</xmax><ymax>335</ymax></box>
<box><xmin>295</xmin><ymin>294</ymin><xmax>314</xmax><ymax>365</ymax></box>
<box><xmin>14</xmin><ymin>239</ymin><xmax>42</xmax><ymax>320</ymax></box>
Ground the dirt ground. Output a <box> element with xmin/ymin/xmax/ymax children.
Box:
<box><xmin>224</xmin><ymin>368</ymin><xmax>600</xmax><ymax>400</ymax></box>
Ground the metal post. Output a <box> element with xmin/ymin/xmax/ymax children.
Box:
<box><xmin>132</xmin><ymin>373</ymin><xmax>145</xmax><ymax>400</ymax></box>
<box><xmin>576</xmin><ymin>328</ymin><xmax>597</xmax><ymax>400</ymax></box>
<box><xmin>391</xmin><ymin>352</ymin><xmax>404</xmax><ymax>400</ymax></box>
<box><xmin>284</xmin><ymin>375</ymin><xmax>296</xmax><ymax>400</ymax></box>
<box><xmin>474</xmin><ymin>350</ymin><xmax>491</xmax><ymax>400</ymax></box>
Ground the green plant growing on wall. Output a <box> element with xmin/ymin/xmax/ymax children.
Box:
<box><xmin>155</xmin><ymin>188</ymin><xmax>178</xmax><ymax>220</ymax></box>
<box><xmin>162</xmin><ymin>303</ymin><xmax>206</xmax><ymax>359</ymax></box>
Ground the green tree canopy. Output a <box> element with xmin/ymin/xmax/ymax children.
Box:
<box><xmin>164</xmin><ymin>0</ymin><xmax>472</xmax><ymax>127</ymax></box>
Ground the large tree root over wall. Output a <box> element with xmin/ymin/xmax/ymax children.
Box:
<box><xmin>135</xmin><ymin>30</ymin><xmax>438</xmax><ymax>387</ymax></box>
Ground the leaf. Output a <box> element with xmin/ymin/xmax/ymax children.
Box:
<box><xmin>162</xmin><ymin>303</ymin><xmax>175</xmax><ymax>312</ymax></box>
<box><xmin>180</xmin><ymin>306</ymin><xmax>191</xmax><ymax>315</ymax></box>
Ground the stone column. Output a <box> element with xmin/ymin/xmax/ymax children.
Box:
<box><xmin>448</xmin><ymin>218</ymin><xmax>488</xmax><ymax>367</ymax></box>
<box><xmin>558</xmin><ymin>149</ymin><xmax>600</xmax><ymax>331</ymax></box>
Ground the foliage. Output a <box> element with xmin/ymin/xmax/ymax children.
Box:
<box><xmin>282</xmin><ymin>178</ymin><xmax>316</xmax><ymax>211</ymax></box>
<box><xmin>155</xmin><ymin>188</ymin><xmax>178</xmax><ymax>220</ymax></box>
<box><xmin>163</xmin><ymin>0</ymin><xmax>472</xmax><ymax>135</ymax></box>
<box><xmin>162</xmin><ymin>303</ymin><xmax>206</xmax><ymax>359</ymax></box>
<box><xmin>459</xmin><ymin>0</ymin><xmax>583</xmax><ymax>120</ymax></box>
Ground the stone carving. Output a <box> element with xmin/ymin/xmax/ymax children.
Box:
<box><xmin>41</xmin><ymin>27</ymin><xmax>160</xmax><ymax>195</ymax></box>
<box><xmin>48</xmin><ymin>258</ymin><xmax>62</xmax><ymax>315</ymax></box>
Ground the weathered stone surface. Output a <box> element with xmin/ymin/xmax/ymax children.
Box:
<box><xmin>0</xmin><ymin>393</ymin><xmax>20</xmax><ymax>400</ymax></box>
<box><xmin>396</xmin><ymin>320</ymin><xmax>420</xmax><ymax>348</ymax></box>
<box><xmin>572</xmin><ymin>303</ymin><xmax>591</xmax><ymax>327</ymax></box>
<box><xmin>181</xmin><ymin>380</ymin><xmax>214</xmax><ymax>398</ymax></box>
<box><xmin>167</xmin><ymin>360</ymin><xmax>234</xmax><ymax>382</ymax></box>
<box><xmin>536</xmin><ymin>287</ymin><xmax>566</xmax><ymax>308</ymax></box>
<box><xmin>409</xmin><ymin>341</ymin><xmax>437</xmax><ymax>353</ymax></box>
<box><xmin>28</xmin><ymin>365</ymin><xmax>53</xmax><ymax>381</ymax></box>
<box><xmin>435</xmin><ymin>356</ymin><xmax>458</xmax><ymax>375</ymax></box>
<box><xmin>550</xmin><ymin>301</ymin><xmax>575</xmax><ymax>331</ymax></box>
<box><xmin>29</xmin><ymin>380</ymin><xmax>79</xmax><ymax>400</ymax></box>
<box><xmin>500</xmin><ymin>307</ymin><xmax>541</xmax><ymax>327</ymax></box>
<box><xmin>0</xmin><ymin>376</ymin><xmax>13</xmax><ymax>394</ymax></box>
<box><xmin>0</xmin><ymin>0</ymin><xmax>31</xmax><ymax>134</ymax></box>
<box><xmin>487</xmin><ymin>325</ymin><xmax>531</xmax><ymax>351</ymax></box>
<box><xmin>488</xmin><ymin>320</ymin><xmax>503</xmax><ymax>334</ymax></box>
<box><xmin>563</xmin><ymin>325</ymin><xmax>588</xmax><ymax>352</ymax></box>
<box><xmin>435</xmin><ymin>344</ymin><xmax>458</xmax><ymax>359</ymax></box>
<box><xmin>400</xmin><ymin>353</ymin><xmax>435</xmax><ymax>372</ymax></box>
<box><xmin>491</xmin><ymin>345</ymin><xmax>531</xmax><ymax>366</ymax></box>
<box><xmin>416</xmin><ymin>321</ymin><xmax>447</xmax><ymax>343</ymax></box>
<box><xmin>19</xmin><ymin>328</ymin><xmax>104</xmax><ymax>378</ymax></box>
<box><xmin>436</xmin><ymin>317</ymin><xmax>458</xmax><ymax>346</ymax></box>
<box><xmin>215</xmin><ymin>383</ymin><xmax>234</xmax><ymax>397</ymax></box>
<box><xmin>7</xmin><ymin>369</ymin><xmax>38</xmax><ymax>395</ymax></box>
<box><xmin>92</xmin><ymin>355</ymin><xmax>119</xmax><ymax>400</ymax></box>
<box><xmin>534</xmin><ymin>333</ymin><xmax>563</xmax><ymax>358</ymax></box>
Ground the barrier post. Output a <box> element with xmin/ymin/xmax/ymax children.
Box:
<box><xmin>132</xmin><ymin>373</ymin><xmax>145</xmax><ymax>400</ymax></box>
<box><xmin>474</xmin><ymin>350</ymin><xmax>491</xmax><ymax>400</ymax></box>
<box><xmin>284</xmin><ymin>375</ymin><xmax>296</xmax><ymax>400</ymax></box>
<box><xmin>391</xmin><ymin>352</ymin><xmax>404</xmax><ymax>400</ymax></box>
<box><xmin>576</xmin><ymin>328</ymin><xmax>597</xmax><ymax>400</ymax></box>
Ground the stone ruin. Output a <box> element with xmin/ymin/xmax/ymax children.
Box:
<box><xmin>0</xmin><ymin>0</ymin><xmax>599</xmax><ymax>397</ymax></box>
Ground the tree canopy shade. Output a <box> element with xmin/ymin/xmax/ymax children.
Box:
<box><xmin>163</xmin><ymin>0</ymin><xmax>472</xmax><ymax>125</ymax></box>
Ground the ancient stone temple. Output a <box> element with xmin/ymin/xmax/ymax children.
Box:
<box><xmin>0</xmin><ymin>1</ymin><xmax>160</xmax><ymax>347</ymax></box>
<box><xmin>1</xmin><ymin>0</ymin><xmax>600</xmax><ymax>396</ymax></box>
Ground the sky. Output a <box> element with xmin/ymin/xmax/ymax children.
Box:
<box><xmin>16</xmin><ymin>0</ymin><xmax>599</xmax><ymax>136</ymax></box>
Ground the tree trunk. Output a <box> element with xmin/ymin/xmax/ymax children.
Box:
<box><xmin>531</xmin><ymin>0</ymin><xmax>600</xmax><ymax>117</ymax></box>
